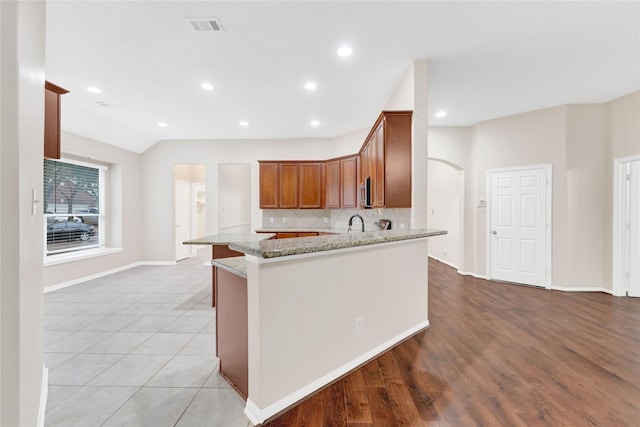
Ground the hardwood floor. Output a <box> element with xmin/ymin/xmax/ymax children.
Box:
<box><xmin>265</xmin><ymin>259</ymin><xmax>640</xmax><ymax>426</ymax></box>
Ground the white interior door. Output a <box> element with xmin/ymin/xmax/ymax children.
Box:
<box><xmin>175</xmin><ymin>180</ymin><xmax>191</xmax><ymax>261</ymax></box>
<box><xmin>489</xmin><ymin>166</ymin><xmax>550</xmax><ymax>287</ymax></box>
<box><xmin>627</xmin><ymin>160</ymin><xmax>640</xmax><ymax>297</ymax></box>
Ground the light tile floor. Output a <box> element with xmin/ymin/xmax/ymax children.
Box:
<box><xmin>44</xmin><ymin>251</ymin><xmax>253</xmax><ymax>427</ymax></box>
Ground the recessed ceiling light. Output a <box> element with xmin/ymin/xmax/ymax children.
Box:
<box><xmin>239</xmin><ymin>121</ymin><xmax>249</xmax><ymax>127</ymax></box>
<box><xmin>201</xmin><ymin>83</ymin><xmax>214</xmax><ymax>91</ymax></box>
<box><xmin>435</xmin><ymin>110</ymin><xmax>447</xmax><ymax>118</ymax></box>
<box><xmin>87</xmin><ymin>86</ymin><xmax>102</xmax><ymax>94</ymax></box>
<box><xmin>304</xmin><ymin>82</ymin><xmax>317</xmax><ymax>90</ymax></box>
<box><xmin>157</xmin><ymin>122</ymin><xmax>168</xmax><ymax>128</ymax></box>
<box><xmin>337</xmin><ymin>46</ymin><xmax>353</xmax><ymax>58</ymax></box>
<box><xmin>310</xmin><ymin>120</ymin><xmax>320</xmax><ymax>127</ymax></box>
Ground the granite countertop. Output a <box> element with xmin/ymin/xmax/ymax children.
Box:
<box><xmin>230</xmin><ymin>228</ymin><xmax>447</xmax><ymax>259</ymax></box>
<box><xmin>183</xmin><ymin>233</ymin><xmax>275</xmax><ymax>246</ymax></box>
<box><xmin>212</xmin><ymin>256</ymin><xmax>247</xmax><ymax>278</ymax></box>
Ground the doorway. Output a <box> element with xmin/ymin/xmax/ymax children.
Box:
<box><xmin>487</xmin><ymin>165</ymin><xmax>551</xmax><ymax>288</ymax></box>
<box><xmin>174</xmin><ymin>164</ymin><xmax>206</xmax><ymax>261</ymax></box>
<box><xmin>427</xmin><ymin>159</ymin><xmax>464</xmax><ymax>269</ymax></box>
<box><xmin>613</xmin><ymin>155</ymin><xmax>640</xmax><ymax>297</ymax></box>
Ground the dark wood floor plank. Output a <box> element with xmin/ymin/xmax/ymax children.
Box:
<box><xmin>322</xmin><ymin>383</ymin><xmax>347</xmax><ymax>427</ymax></box>
<box><xmin>343</xmin><ymin>371</ymin><xmax>373</xmax><ymax>424</ymax></box>
<box><xmin>265</xmin><ymin>259</ymin><xmax>640</xmax><ymax>426</ymax></box>
<box><xmin>293</xmin><ymin>390</ymin><xmax>324</xmax><ymax>427</ymax></box>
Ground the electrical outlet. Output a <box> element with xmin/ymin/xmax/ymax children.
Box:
<box><xmin>282</xmin><ymin>217</ymin><xmax>287</xmax><ymax>223</ymax></box>
<box><xmin>323</xmin><ymin>217</ymin><xmax>329</xmax><ymax>224</ymax></box>
<box><xmin>269</xmin><ymin>217</ymin><xmax>274</xmax><ymax>224</ymax></box>
<box><xmin>356</xmin><ymin>317</ymin><xmax>363</xmax><ymax>333</ymax></box>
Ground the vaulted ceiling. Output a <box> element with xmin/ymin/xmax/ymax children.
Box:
<box><xmin>45</xmin><ymin>1</ymin><xmax>640</xmax><ymax>153</ymax></box>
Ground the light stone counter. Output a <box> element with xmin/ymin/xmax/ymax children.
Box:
<box><xmin>231</xmin><ymin>229</ymin><xmax>447</xmax><ymax>259</ymax></box>
<box><xmin>183</xmin><ymin>233</ymin><xmax>275</xmax><ymax>246</ymax></box>
<box><xmin>212</xmin><ymin>256</ymin><xmax>247</xmax><ymax>278</ymax></box>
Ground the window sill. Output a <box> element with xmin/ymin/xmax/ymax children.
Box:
<box><xmin>44</xmin><ymin>247</ymin><xmax>123</xmax><ymax>267</ymax></box>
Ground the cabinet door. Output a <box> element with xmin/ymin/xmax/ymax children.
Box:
<box><xmin>279</xmin><ymin>163</ymin><xmax>299</xmax><ymax>208</ymax></box>
<box><xmin>325</xmin><ymin>160</ymin><xmax>341</xmax><ymax>208</ymax></box>
<box><xmin>44</xmin><ymin>87</ymin><xmax>61</xmax><ymax>159</ymax></box>
<box><xmin>299</xmin><ymin>163</ymin><xmax>324</xmax><ymax>208</ymax></box>
<box><xmin>259</xmin><ymin>163</ymin><xmax>279</xmax><ymax>208</ymax></box>
<box><xmin>341</xmin><ymin>156</ymin><xmax>358</xmax><ymax>208</ymax></box>
<box><xmin>374</xmin><ymin>120</ymin><xmax>385</xmax><ymax>207</ymax></box>
<box><xmin>382</xmin><ymin>112</ymin><xmax>412</xmax><ymax>208</ymax></box>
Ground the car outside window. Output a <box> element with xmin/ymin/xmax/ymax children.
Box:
<box><xmin>44</xmin><ymin>158</ymin><xmax>106</xmax><ymax>256</ymax></box>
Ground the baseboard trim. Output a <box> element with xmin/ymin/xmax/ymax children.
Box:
<box><xmin>550</xmin><ymin>286</ymin><xmax>613</xmax><ymax>294</ymax></box>
<box><xmin>457</xmin><ymin>270</ymin><xmax>488</xmax><ymax>280</ymax></box>
<box><xmin>44</xmin><ymin>260</ymin><xmax>177</xmax><ymax>292</ymax></box>
<box><xmin>427</xmin><ymin>255</ymin><xmax>459</xmax><ymax>270</ymax></box>
<box><xmin>243</xmin><ymin>320</ymin><xmax>429</xmax><ymax>425</ymax></box>
<box><xmin>38</xmin><ymin>364</ymin><xmax>49</xmax><ymax>427</ymax></box>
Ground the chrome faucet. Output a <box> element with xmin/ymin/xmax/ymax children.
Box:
<box><xmin>347</xmin><ymin>214</ymin><xmax>365</xmax><ymax>233</ymax></box>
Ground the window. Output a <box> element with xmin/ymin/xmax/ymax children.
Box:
<box><xmin>44</xmin><ymin>158</ymin><xmax>106</xmax><ymax>256</ymax></box>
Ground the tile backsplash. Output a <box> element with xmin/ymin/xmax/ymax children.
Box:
<box><xmin>261</xmin><ymin>208</ymin><xmax>411</xmax><ymax>231</ymax></box>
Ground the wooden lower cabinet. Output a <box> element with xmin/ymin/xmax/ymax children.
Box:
<box><xmin>215</xmin><ymin>268</ymin><xmax>248</xmax><ymax>399</ymax></box>
<box><xmin>276</xmin><ymin>232</ymin><xmax>319</xmax><ymax>239</ymax></box>
<box><xmin>211</xmin><ymin>244</ymin><xmax>243</xmax><ymax>307</ymax></box>
<box><xmin>276</xmin><ymin>232</ymin><xmax>298</xmax><ymax>239</ymax></box>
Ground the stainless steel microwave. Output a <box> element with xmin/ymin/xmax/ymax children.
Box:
<box><xmin>360</xmin><ymin>177</ymin><xmax>372</xmax><ymax>208</ymax></box>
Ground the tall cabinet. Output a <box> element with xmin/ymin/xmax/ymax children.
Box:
<box><xmin>359</xmin><ymin>111</ymin><xmax>412</xmax><ymax>208</ymax></box>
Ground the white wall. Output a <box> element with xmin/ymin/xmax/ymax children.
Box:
<box><xmin>564</xmin><ymin>104</ymin><xmax>606</xmax><ymax>287</ymax></box>
<box><xmin>473</xmin><ymin>106</ymin><xmax>568</xmax><ymax>282</ymax></box>
<box><xmin>429</xmin><ymin>93</ymin><xmax>639</xmax><ymax>291</ymax></box>
<box><xmin>0</xmin><ymin>1</ymin><xmax>46</xmax><ymax>425</ymax></box>
<box><xmin>219</xmin><ymin>163</ymin><xmax>251</xmax><ymax>233</ymax></box>
<box><xmin>43</xmin><ymin>131</ymin><xmax>143</xmax><ymax>287</ymax></box>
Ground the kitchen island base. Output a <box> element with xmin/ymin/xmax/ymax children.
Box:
<box><xmin>239</xmin><ymin>238</ymin><xmax>430</xmax><ymax>425</ymax></box>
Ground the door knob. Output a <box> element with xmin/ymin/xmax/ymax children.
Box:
<box><xmin>492</xmin><ymin>230</ymin><xmax>497</xmax><ymax>235</ymax></box>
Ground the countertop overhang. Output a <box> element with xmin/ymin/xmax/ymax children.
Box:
<box><xmin>230</xmin><ymin>228</ymin><xmax>446</xmax><ymax>259</ymax></box>
<box><xmin>183</xmin><ymin>233</ymin><xmax>275</xmax><ymax>246</ymax></box>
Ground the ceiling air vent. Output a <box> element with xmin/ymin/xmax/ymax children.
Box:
<box><xmin>186</xmin><ymin>18</ymin><xmax>224</xmax><ymax>32</ymax></box>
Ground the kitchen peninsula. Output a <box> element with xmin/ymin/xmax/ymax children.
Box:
<box><xmin>183</xmin><ymin>233</ymin><xmax>275</xmax><ymax>306</ymax></box>
<box><xmin>199</xmin><ymin>228</ymin><xmax>446</xmax><ymax>425</ymax></box>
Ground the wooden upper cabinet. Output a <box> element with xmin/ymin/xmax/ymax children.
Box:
<box><xmin>360</xmin><ymin>111</ymin><xmax>412</xmax><ymax>208</ymax></box>
<box><xmin>44</xmin><ymin>81</ymin><xmax>69</xmax><ymax>159</ymax></box>
<box><xmin>259</xmin><ymin>161</ymin><xmax>325</xmax><ymax>209</ymax></box>
<box><xmin>326</xmin><ymin>160</ymin><xmax>341</xmax><ymax>209</ymax></box>
<box><xmin>341</xmin><ymin>156</ymin><xmax>358</xmax><ymax>208</ymax></box>
<box><xmin>299</xmin><ymin>162</ymin><xmax>324</xmax><ymax>208</ymax></box>
<box><xmin>325</xmin><ymin>156</ymin><xmax>357</xmax><ymax>209</ymax></box>
<box><xmin>259</xmin><ymin>162</ymin><xmax>279</xmax><ymax>208</ymax></box>
<box><xmin>259</xmin><ymin>111</ymin><xmax>411</xmax><ymax>210</ymax></box>
<box><xmin>374</xmin><ymin>120</ymin><xmax>385</xmax><ymax>207</ymax></box>
<box><xmin>278</xmin><ymin>163</ymin><xmax>299</xmax><ymax>208</ymax></box>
